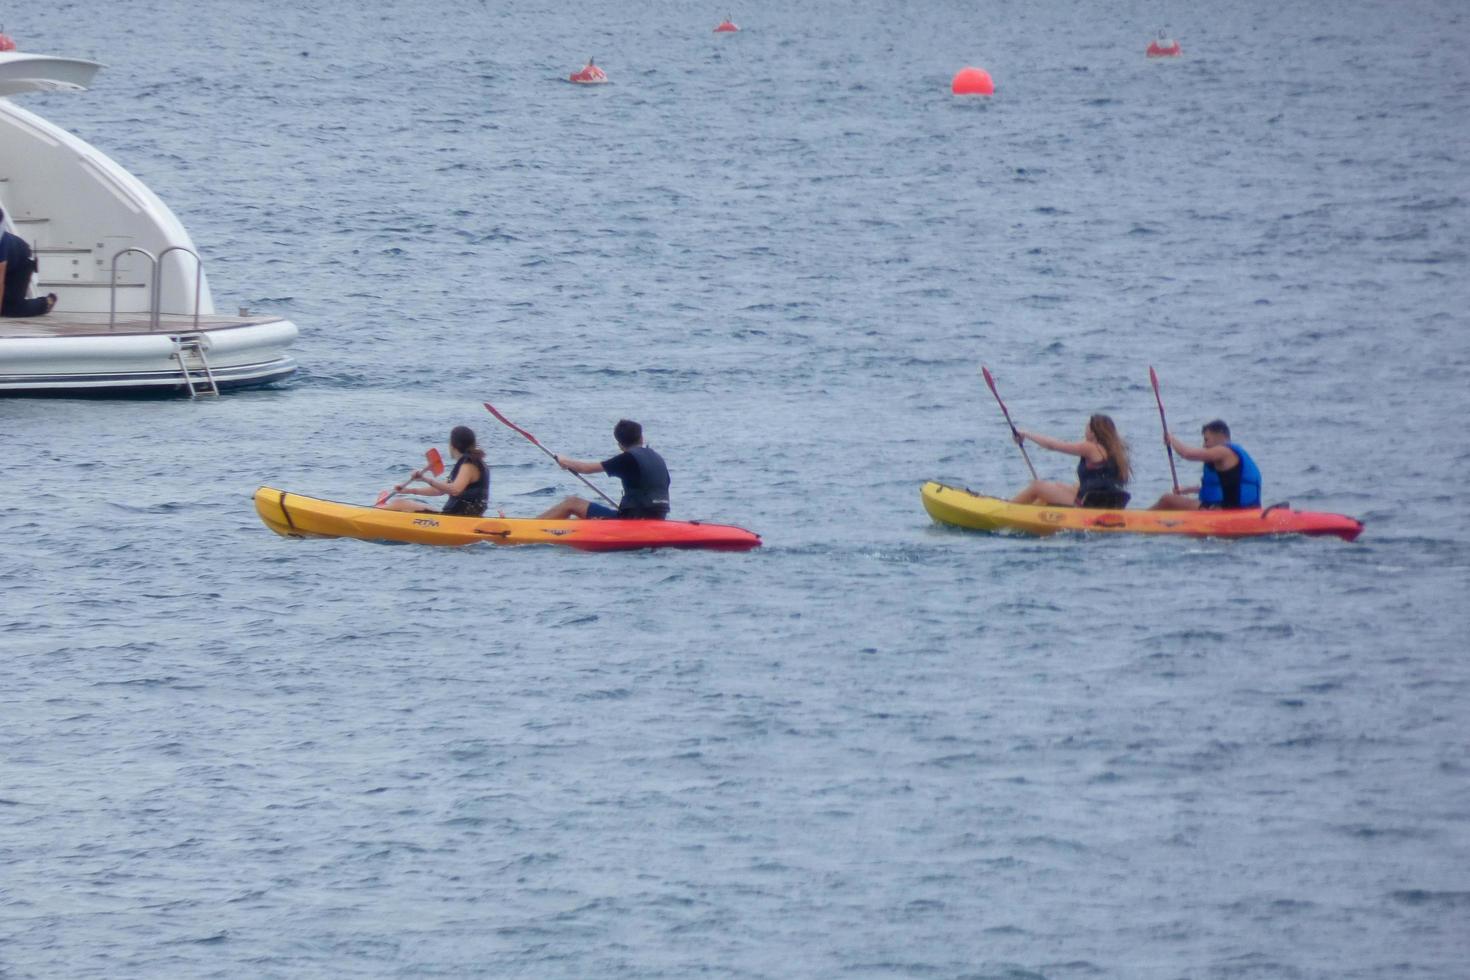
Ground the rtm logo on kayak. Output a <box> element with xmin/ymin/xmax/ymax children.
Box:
<box><xmin>1039</xmin><ymin>511</ymin><xmax>1064</xmax><ymax>524</ymax></box>
<box><xmin>412</xmin><ymin>518</ymin><xmax>440</xmax><ymax>528</ymax></box>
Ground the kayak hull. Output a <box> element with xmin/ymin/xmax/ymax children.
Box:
<box><xmin>254</xmin><ymin>487</ymin><xmax>761</xmax><ymax>552</ymax></box>
<box><xmin>921</xmin><ymin>482</ymin><xmax>1363</xmax><ymax>541</ymax></box>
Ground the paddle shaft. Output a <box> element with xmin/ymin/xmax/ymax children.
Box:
<box><xmin>379</xmin><ymin>468</ymin><xmax>421</xmax><ymax>505</ymax></box>
<box><xmin>1149</xmin><ymin>366</ymin><xmax>1181</xmax><ymax>494</ymax></box>
<box><xmin>483</xmin><ymin>402</ymin><xmax>619</xmax><ymax>508</ymax></box>
<box><xmin>981</xmin><ymin>367</ymin><xmax>1039</xmax><ymax>482</ymax></box>
<box><xmin>379</xmin><ymin>448</ymin><xmax>445</xmax><ymax>505</ymax></box>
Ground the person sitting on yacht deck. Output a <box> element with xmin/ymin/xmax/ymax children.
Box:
<box><xmin>538</xmin><ymin>419</ymin><xmax>671</xmax><ymax>520</ymax></box>
<box><xmin>380</xmin><ymin>425</ymin><xmax>490</xmax><ymax>517</ymax></box>
<box><xmin>0</xmin><ymin>208</ymin><xmax>59</xmax><ymax>318</ymax></box>
<box><xmin>1009</xmin><ymin>414</ymin><xmax>1132</xmax><ymax>508</ymax></box>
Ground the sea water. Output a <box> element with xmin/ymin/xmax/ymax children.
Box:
<box><xmin>2</xmin><ymin>0</ymin><xmax>1468</xmax><ymax>976</ymax></box>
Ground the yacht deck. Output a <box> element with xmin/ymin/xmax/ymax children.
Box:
<box><xmin>0</xmin><ymin>311</ymin><xmax>287</xmax><ymax>339</ymax></box>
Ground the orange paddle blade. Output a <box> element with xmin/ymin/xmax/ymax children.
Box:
<box><xmin>374</xmin><ymin>489</ymin><xmax>391</xmax><ymax>507</ymax></box>
<box><xmin>425</xmin><ymin>448</ymin><xmax>445</xmax><ymax>475</ymax></box>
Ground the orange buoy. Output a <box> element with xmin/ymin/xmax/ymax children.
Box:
<box><xmin>0</xmin><ymin>33</ymin><xmax>16</xmax><ymax>52</ymax></box>
<box><xmin>569</xmin><ymin>58</ymin><xmax>608</xmax><ymax>84</ymax></box>
<box><xmin>951</xmin><ymin>66</ymin><xmax>994</xmax><ymax>96</ymax></box>
<box><xmin>714</xmin><ymin>18</ymin><xmax>739</xmax><ymax>32</ymax></box>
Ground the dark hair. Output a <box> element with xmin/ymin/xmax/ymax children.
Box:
<box><xmin>1202</xmin><ymin>419</ymin><xmax>1231</xmax><ymax>438</ymax></box>
<box><xmin>450</xmin><ymin>424</ymin><xmax>485</xmax><ymax>462</ymax></box>
<box><xmin>613</xmin><ymin>419</ymin><xmax>642</xmax><ymax>448</ymax></box>
<box><xmin>1087</xmin><ymin>414</ymin><xmax>1131</xmax><ymax>484</ymax></box>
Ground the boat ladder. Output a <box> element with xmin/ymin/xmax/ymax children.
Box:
<box><xmin>174</xmin><ymin>334</ymin><xmax>220</xmax><ymax>398</ymax></box>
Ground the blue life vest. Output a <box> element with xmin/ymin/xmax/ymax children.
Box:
<box><xmin>1199</xmin><ymin>442</ymin><xmax>1261</xmax><ymax>508</ymax></box>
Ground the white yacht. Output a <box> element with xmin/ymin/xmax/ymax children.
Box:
<box><xmin>0</xmin><ymin>47</ymin><xmax>298</xmax><ymax>396</ymax></box>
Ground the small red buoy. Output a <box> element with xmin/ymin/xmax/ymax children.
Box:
<box><xmin>951</xmin><ymin>66</ymin><xmax>994</xmax><ymax>96</ymax></box>
<box><xmin>0</xmin><ymin>33</ymin><xmax>17</xmax><ymax>52</ymax></box>
<box><xmin>1147</xmin><ymin>34</ymin><xmax>1181</xmax><ymax>58</ymax></box>
<box><xmin>714</xmin><ymin>18</ymin><xmax>739</xmax><ymax>33</ymax></box>
<box><xmin>569</xmin><ymin>58</ymin><xmax>608</xmax><ymax>84</ymax></box>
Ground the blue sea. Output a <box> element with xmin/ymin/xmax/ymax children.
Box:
<box><xmin>3</xmin><ymin>1</ymin><xmax>1469</xmax><ymax>976</ymax></box>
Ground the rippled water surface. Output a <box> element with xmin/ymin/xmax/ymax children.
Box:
<box><xmin>3</xmin><ymin>0</ymin><xmax>1469</xmax><ymax>976</ymax></box>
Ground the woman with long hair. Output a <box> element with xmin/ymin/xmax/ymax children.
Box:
<box><xmin>379</xmin><ymin>425</ymin><xmax>490</xmax><ymax>516</ymax></box>
<box><xmin>1010</xmin><ymin>414</ymin><xmax>1131</xmax><ymax>508</ymax></box>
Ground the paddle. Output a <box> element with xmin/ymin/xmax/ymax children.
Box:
<box><xmin>981</xmin><ymin>366</ymin><xmax>1038</xmax><ymax>481</ymax></box>
<box><xmin>1149</xmin><ymin>366</ymin><xmax>1181</xmax><ymax>494</ymax></box>
<box><xmin>375</xmin><ymin>447</ymin><xmax>445</xmax><ymax>506</ymax></box>
<box><xmin>483</xmin><ymin>402</ymin><xmax>619</xmax><ymax>507</ymax></box>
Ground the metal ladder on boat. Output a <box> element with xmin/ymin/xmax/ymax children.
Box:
<box><xmin>108</xmin><ymin>245</ymin><xmax>218</xmax><ymax>396</ymax></box>
<box><xmin>173</xmin><ymin>334</ymin><xmax>220</xmax><ymax>398</ymax></box>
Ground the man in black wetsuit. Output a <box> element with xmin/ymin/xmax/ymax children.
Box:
<box><xmin>0</xmin><ymin>207</ymin><xmax>58</xmax><ymax>317</ymax></box>
<box><xmin>537</xmin><ymin>418</ymin><xmax>671</xmax><ymax>520</ymax></box>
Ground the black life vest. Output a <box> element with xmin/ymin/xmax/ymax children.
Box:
<box><xmin>1075</xmin><ymin>454</ymin><xmax>1125</xmax><ymax>504</ymax></box>
<box><xmin>442</xmin><ymin>454</ymin><xmax>489</xmax><ymax>517</ymax></box>
<box><xmin>618</xmin><ymin>446</ymin><xmax>671</xmax><ymax>519</ymax></box>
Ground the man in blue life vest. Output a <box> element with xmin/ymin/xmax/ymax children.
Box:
<box><xmin>537</xmin><ymin>418</ymin><xmax>671</xmax><ymax>520</ymax></box>
<box><xmin>1151</xmin><ymin>419</ymin><xmax>1263</xmax><ymax>510</ymax></box>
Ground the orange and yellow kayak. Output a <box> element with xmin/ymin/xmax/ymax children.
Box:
<box><xmin>254</xmin><ymin>487</ymin><xmax>761</xmax><ymax>552</ymax></box>
<box><xmin>921</xmin><ymin>481</ymin><xmax>1363</xmax><ymax>541</ymax></box>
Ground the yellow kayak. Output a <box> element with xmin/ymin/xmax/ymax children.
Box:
<box><xmin>254</xmin><ymin>487</ymin><xmax>762</xmax><ymax>551</ymax></box>
<box><xmin>921</xmin><ymin>481</ymin><xmax>1363</xmax><ymax>540</ymax></box>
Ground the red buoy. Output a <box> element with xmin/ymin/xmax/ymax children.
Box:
<box><xmin>714</xmin><ymin>18</ymin><xmax>739</xmax><ymax>32</ymax></box>
<box><xmin>569</xmin><ymin>58</ymin><xmax>608</xmax><ymax>84</ymax></box>
<box><xmin>1147</xmin><ymin>37</ymin><xmax>1181</xmax><ymax>57</ymax></box>
<box><xmin>0</xmin><ymin>33</ymin><xmax>16</xmax><ymax>52</ymax></box>
<box><xmin>951</xmin><ymin>66</ymin><xmax>995</xmax><ymax>96</ymax></box>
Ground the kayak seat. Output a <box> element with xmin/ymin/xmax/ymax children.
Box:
<box><xmin>1078</xmin><ymin>489</ymin><xmax>1131</xmax><ymax>509</ymax></box>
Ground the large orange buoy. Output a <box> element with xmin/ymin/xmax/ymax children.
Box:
<box><xmin>714</xmin><ymin>16</ymin><xmax>739</xmax><ymax>32</ymax></box>
<box><xmin>951</xmin><ymin>66</ymin><xmax>994</xmax><ymax>96</ymax></box>
<box><xmin>569</xmin><ymin>58</ymin><xmax>608</xmax><ymax>84</ymax></box>
<box><xmin>0</xmin><ymin>33</ymin><xmax>16</xmax><ymax>52</ymax></box>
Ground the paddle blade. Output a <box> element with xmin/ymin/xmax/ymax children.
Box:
<box><xmin>484</xmin><ymin>402</ymin><xmax>542</xmax><ymax>447</ymax></box>
<box><xmin>981</xmin><ymin>365</ymin><xmax>998</xmax><ymax>395</ymax></box>
<box><xmin>425</xmin><ymin>447</ymin><xmax>445</xmax><ymax>475</ymax></box>
<box><xmin>374</xmin><ymin>489</ymin><xmax>391</xmax><ymax>507</ymax></box>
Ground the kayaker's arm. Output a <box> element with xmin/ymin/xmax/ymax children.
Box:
<box><xmin>393</xmin><ymin>469</ymin><xmax>444</xmax><ymax>497</ymax></box>
<box><xmin>1169</xmin><ymin>435</ymin><xmax>1234</xmax><ymax>467</ymax></box>
<box><xmin>554</xmin><ymin>455</ymin><xmax>604</xmax><ymax>475</ymax></box>
<box><xmin>1017</xmin><ymin>429</ymin><xmax>1103</xmax><ymax>462</ymax></box>
<box><xmin>417</xmin><ymin>461</ymin><xmax>479</xmax><ymax>497</ymax></box>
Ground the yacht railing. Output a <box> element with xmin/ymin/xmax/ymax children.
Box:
<box><xmin>156</xmin><ymin>245</ymin><xmax>202</xmax><ymax>333</ymax></box>
<box><xmin>108</xmin><ymin>246</ymin><xmax>155</xmax><ymax>331</ymax></box>
<box><xmin>108</xmin><ymin>245</ymin><xmax>202</xmax><ymax>332</ymax></box>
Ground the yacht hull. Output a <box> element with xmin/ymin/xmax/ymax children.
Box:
<box><xmin>0</xmin><ymin>316</ymin><xmax>298</xmax><ymax>396</ymax></box>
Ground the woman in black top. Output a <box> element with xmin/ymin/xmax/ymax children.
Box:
<box><xmin>1009</xmin><ymin>414</ymin><xmax>1131</xmax><ymax>508</ymax></box>
<box><xmin>379</xmin><ymin>425</ymin><xmax>490</xmax><ymax>517</ymax></box>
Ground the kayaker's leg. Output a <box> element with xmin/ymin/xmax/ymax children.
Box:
<box><xmin>379</xmin><ymin>498</ymin><xmax>435</xmax><ymax>513</ymax></box>
<box><xmin>1012</xmin><ymin>480</ymin><xmax>1079</xmax><ymax>506</ymax></box>
<box><xmin>1150</xmin><ymin>492</ymin><xmax>1200</xmax><ymax>511</ymax></box>
<box><xmin>537</xmin><ymin>495</ymin><xmax>592</xmax><ymax>520</ymax></box>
